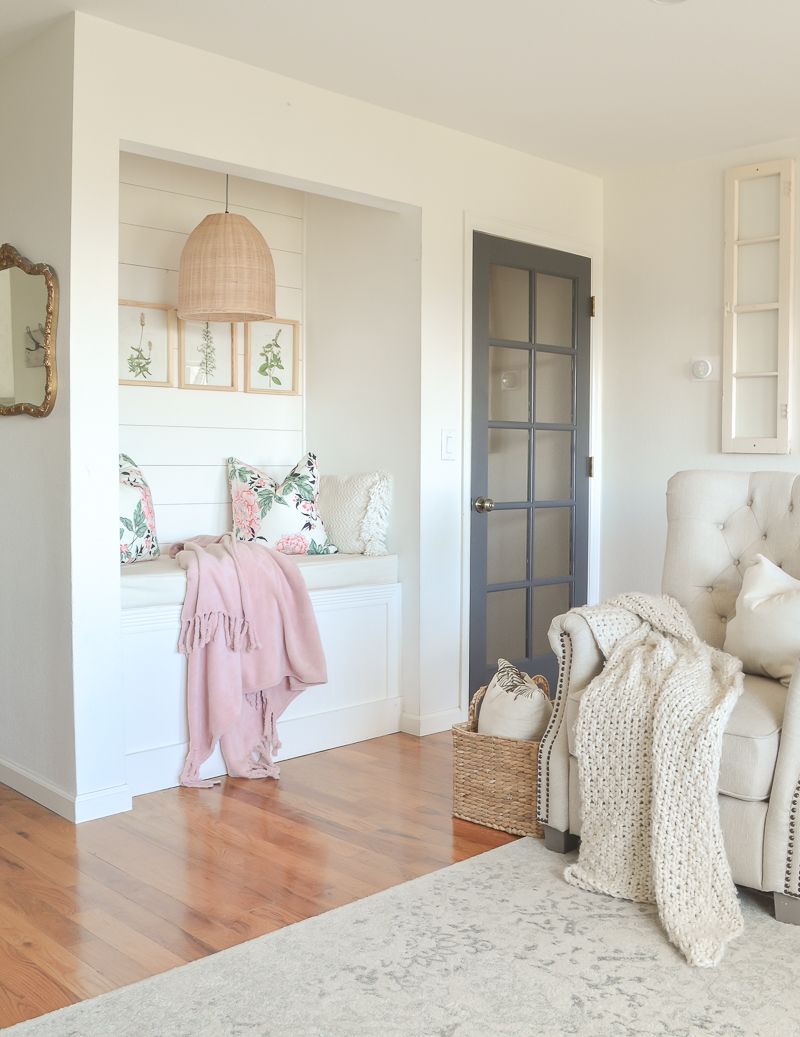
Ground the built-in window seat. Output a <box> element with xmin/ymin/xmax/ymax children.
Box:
<box><xmin>121</xmin><ymin>552</ymin><xmax>401</xmax><ymax>797</ymax></box>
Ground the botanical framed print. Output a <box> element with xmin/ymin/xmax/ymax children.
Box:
<box><xmin>178</xmin><ymin>319</ymin><xmax>238</xmax><ymax>391</ymax></box>
<box><xmin>118</xmin><ymin>301</ymin><xmax>175</xmax><ymax>387</ymax></box>
<box><xmin>244</xmin><ymin>319</ymin><xmax>300</xmax><ymax>395</ymax></box>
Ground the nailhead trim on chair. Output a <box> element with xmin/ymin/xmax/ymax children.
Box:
<box><xmin>536</xmin><ymin>630</ymin><xmax>571</xmax><ymax>826</ymax></box>
<box><xmin>785</xmin><ymin>776</ymin><xmax>800</xmax><ymax>897</ymax></box>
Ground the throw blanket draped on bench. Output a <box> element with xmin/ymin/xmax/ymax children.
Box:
<box><xmin>565</xmin><ymin>592</ymin><xmax>744</xmax><ymax>967</ymax></box>
<box><xmin>170</xmin><ymin>535</ymin><xmax>327</xmax><ymax>788</ymax></box>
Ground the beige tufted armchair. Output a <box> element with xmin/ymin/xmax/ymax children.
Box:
<box><xmin>537</xmin><ymin>470</ymin><xmax>800</xmax><ymax>924</ymax></box>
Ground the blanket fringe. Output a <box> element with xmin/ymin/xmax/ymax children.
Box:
<box><xmin>178</xmin><ymin>611</ymin><xmax>260</xmax><ymax>654</ymax></box>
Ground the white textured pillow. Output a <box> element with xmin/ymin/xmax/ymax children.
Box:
<box><xmin>477</xmin><ymin>659</ymin><xmax>552</xmax><ymax>740</ymax></box>
<box><xmin>318</xmin><ymin>472</ymin><xmax>390</xmax><ymax>556</ymax></box>
<box><xmin>724</xmin><ymin>554</ymin><xmax>800</xmax><ymax>686</ymax></box>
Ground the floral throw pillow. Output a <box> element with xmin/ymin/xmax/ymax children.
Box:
<box><xmin>119</xmin><ymin>453</ymin><xmax>160</xmax><ymax>565</ymax></box>
<box><xmin>228</xmin><ymin>453</ymin><xmax>337</xmax><ymax>555</ymax></box>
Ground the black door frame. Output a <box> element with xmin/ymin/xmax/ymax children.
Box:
<box><xmin>469</xmin><ymin>231</ymin><xmax>592</xmax><ymax>696</ymax></box>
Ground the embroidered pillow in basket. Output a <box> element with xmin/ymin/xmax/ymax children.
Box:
<box><xmin>119</xmin><ymin>453</ymin><xmax>160</xmax><ymax>565</ymax></box>
<box><xmin>318</xmin><ymin>472</ymin><xmax>390</xmax><ymax>556</ymax></box>
<box><xmin>228</xmin><ymin>453</ymin><xmax>337</xmax><ymax>555</ymax></box>
<box><xmin>477</xmin><ymin>658</ymin><xmax>552</xmax><ymax>741</ymax></box>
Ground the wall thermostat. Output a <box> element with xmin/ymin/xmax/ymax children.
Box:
<box><xmin>689</xmin><ymin>356</ymin><xmax>719</xmax><ymax>381</ymax></box>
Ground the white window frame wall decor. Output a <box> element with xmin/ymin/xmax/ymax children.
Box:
<box><xmin>722</xmin><ymin>158</ymin><xmax>794</xmax><ymax>454</ymax></box>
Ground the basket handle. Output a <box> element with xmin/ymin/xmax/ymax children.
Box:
<box><xmin>467</xmin><ymin>685</ymin><xmax>489</xmax><ymax>732</ymax></box>
<box><xmin>532</xmin><ymin>674</ymin><xmax>550</xmax><ymax>698</ymax></box>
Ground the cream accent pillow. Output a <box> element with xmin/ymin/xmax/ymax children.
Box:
<box><xmin>477</xmin><ymin>659</ymin><xmax>552</xmax><ymax>740</ymax></box>
<box><xmin>318</xmin><ymin>472</ymin><xmax>391</xmax><ymax>556</ymax></box>
<box><xmin>724</xmin><ymin>554</ymin><xmax>800</xmax><ymax>686</ymax></box>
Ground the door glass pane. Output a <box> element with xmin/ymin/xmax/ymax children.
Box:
<box><xmin>738</xmin><ymin>175</ymin><xmax>780</xmax><ymax>240</ymax></box>
<box><xmin>736</xmin><ymin>309</ymin><xmax>778</xmax><ymax>373</ymax></box>
<box><xmin>489</xmin><ymin>346</ymin><xmax>530</xmax><ymax>422</ymax></box>
<box><xmin>489</xmin><ymin>265</ymin><xmax>529</xmax><ymax>342</ymax></box>
<box><xmin>532</xmin><ymin>583</ymin><xmax>570</xmax><ymax>656</ymax></box>
<box><xmin>487</xmin><ymin>509</ymin><xmax>528</xmax><ymax>585</ymax></box>
<box><xmin>488</xmin><ymin>429</ymin><xmax>529</xmax><ymax>502</ymax></box>
<box><xmin>535</xmin><ymin>352</ymin><xmax>573</xmax><ymax>424</ymax></box>
<box><xmin>534</xmin><ymin>508</ymin><xmax>572</xmax><ymax>579</ymax></box>
<box><xmin>534</xmin><ymin>430</ymin><xmax>572</xmax><ymax>501</ymax></box>
<box><xmin>535</xmin><ymin>273</ymin><xmax>573</xmax><ymax>347</ymax></box>
<box><xmin>734</xmin><ymin>376</ymin><xmax>777</xmax><ymax>438</ymax></box>
<box><xmin>737</xmin><ymin>241</ymin><xmax>779</xmax><ymax>305</ymax></box>
<box><xmin>487</xmin><ymin>589</ymin><xmax>527</xmax><ymax>664</ymax></box>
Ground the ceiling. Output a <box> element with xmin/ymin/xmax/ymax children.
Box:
<box><xmin>4</xmin><ymin>0</ymin><xmax>800</xmax><ymax>172</ymax></box>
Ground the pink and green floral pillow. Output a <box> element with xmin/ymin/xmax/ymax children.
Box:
<box><xmin>228</xmin><ymin>453</ymin><xmax>337</xmax><ymax>555</ymax></box>
<box><xmin>119</xmin><ymin>453</ymin><xmax>160</xmax><ymax>565</ymax></box>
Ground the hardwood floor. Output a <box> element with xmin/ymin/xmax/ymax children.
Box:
<box><xmin>0</xmin><ymin>732</ymin><xmax>515</xmax><ymax>1029</ymax></box>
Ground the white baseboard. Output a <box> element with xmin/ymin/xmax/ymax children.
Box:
<box><xmin>73</xmin><ymin>784</ymin><xmax>133</xmax><ymax>823</ymax></box>
<box><xmin>127</xmin><ymin>696</ymin><xmax>404</xmax><ymax>798</ymax></box>
<box><xmin>400</xmin><ymin>706</ymin><xmax>466</xmax><ymax>737</ymax></box>
<box><xmin>0</xmin><ymin>755</ymin><xmax>132</xmax><ymax>822</ymax></box>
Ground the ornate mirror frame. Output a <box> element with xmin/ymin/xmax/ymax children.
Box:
<box><xmin>0</xmin><ymin>243</ymin><xmax>59</xmax><ymax>417</ymax></box>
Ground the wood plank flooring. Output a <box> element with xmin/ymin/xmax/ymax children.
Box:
<box><xmin>0</xmin><ymin>732</ymin><xmax>515</xmax><ymax>1029</ymax></box>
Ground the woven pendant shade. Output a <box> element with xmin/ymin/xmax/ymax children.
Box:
<box><xmin>178</xmin><ymin>212</ymin><xmax>276</xmax><ymax>322</ymax></box>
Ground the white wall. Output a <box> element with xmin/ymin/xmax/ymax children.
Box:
<box><xmin>118</xmin><ymin>152</ymin><xmax>305</xmax><ymax>540</ymax></box>
<box><xmin>602</xmin><ymin>138</ymin><xmax>800</xmax><ymax>598</ymax></box>
<box><xmin>0</xmin><ymin>19</ymin><xmax>77</xmax><ymax>807</ymax></box>
<box><xmin>304</xmin><ymin>194</ymin><xmax>422</xmax><ymax>717</ymax></box>
<box><xmin>2</xmin><ymin>12</ymin><xmax>601</xmax><ymax>817</ymax></box>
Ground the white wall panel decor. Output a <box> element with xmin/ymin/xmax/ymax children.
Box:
<box><xmin>119</xmin><ymin>153</ymin><xmax>305</xmax><ymax>540</ymax></box>
<box><xmin>723</xmin><ymin>159</ymin><xmax>794</xmax><ymax>454</ymax></box>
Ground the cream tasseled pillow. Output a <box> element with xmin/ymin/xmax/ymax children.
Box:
<box><xmin>318</xmin><ymin>472</ymin><xmax>391</xmax><ymax>556</ymax></box>
<box><xmin>724</xmin><ymin>554</ymin><xmax>800</xmax><ymax>686</ymax></box>
<box><xmin>477</xmin><ymin>659</ymin><xmax>552</xmax><ymax>741</ymax></box>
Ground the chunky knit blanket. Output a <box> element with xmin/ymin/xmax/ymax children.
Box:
<box><xmin>565</xmin><ymin>593</ymin><xmax>744</xmax><ymax>967</ymax></box>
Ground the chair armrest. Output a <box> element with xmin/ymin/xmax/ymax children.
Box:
<box><xmin>536</xmin><ymin>611</ymin><xmax>604</xmax><ymax>832</ymax></box>
<box><xmin>765</xmin><ymin>663</ymin><xmax>800</xmax><ymax>894</ymax></box>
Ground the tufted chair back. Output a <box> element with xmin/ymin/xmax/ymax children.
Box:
<box><xmin>662</xmin><ymin>470</ymin><xmax>800</xmax><ymax>648</ymax></box>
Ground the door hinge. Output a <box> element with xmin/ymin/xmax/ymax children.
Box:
<box><xmin>590</xmin><ymin>295</ymin><xmax>597</xmax><ymax>317</ymax></box>
<box><xmin>586</xmin><ymin>456</ymin><xmax>594</xmax><ymax>478</ymax></box>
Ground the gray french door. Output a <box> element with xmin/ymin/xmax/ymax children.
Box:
<box><xmin>470</xmin><ymin>232</ymin><xmax>591</xmax><ymax>695</ymax></box>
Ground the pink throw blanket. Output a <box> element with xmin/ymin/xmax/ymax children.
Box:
<box><xmin>170</xmin><ymin>535</ymin><xmax>327</xmax><ymax>788</ymax></box>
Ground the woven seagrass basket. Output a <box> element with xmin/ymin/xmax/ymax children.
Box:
<box><xmin>452</xmin><ymin>678</ymin><xmax>549</xmax><ymax>838</ymax></box>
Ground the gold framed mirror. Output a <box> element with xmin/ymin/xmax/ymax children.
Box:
<box><xmin>0</xmin><ymin>243</ymin><xmax>59</xmax><ymax>417</ymax></box>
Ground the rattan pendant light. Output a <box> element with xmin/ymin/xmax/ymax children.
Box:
<box><xmin>178</xmin><ymin>175</ymin><xmax>276</xmax><ymax>322</ymax></box>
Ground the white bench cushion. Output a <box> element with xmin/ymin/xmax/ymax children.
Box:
<box><xmin>121</xmin><ymin>551</ymin><xmax>399</xmax><ymax>609</ymax></box>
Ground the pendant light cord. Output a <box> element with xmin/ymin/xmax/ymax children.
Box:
<box><xmin>225</xmin><ymin>174</ymin><xmax>230</xmax><ymax>214</ymax></box>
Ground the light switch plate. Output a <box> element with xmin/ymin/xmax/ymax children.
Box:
<box><xmin>441</xmin><ymin>428</ymin><xmax>458</xmax><ymax>461</ymax></box>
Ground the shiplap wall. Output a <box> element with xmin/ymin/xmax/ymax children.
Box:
<box><xmin>118</xmin><ymin>152</ymin><xmax>305</xmax><ymax>541</ymax></box>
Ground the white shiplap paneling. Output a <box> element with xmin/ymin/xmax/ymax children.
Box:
<box><xmin>119</xmin><ymin>152</ymin><xmax>305</xmax><ymax>541</ymax></box>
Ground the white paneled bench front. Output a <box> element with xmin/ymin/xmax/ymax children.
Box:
<box><xmin>121</xmin><ymin>552</ymin><xmax>401</xmax><ymax>796</ymax></box>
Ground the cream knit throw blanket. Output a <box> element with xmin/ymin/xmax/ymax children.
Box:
<box><xmin>565</xmin><ymin>593</ymin><xmax>744</xmax><ymax>967</ymax></box>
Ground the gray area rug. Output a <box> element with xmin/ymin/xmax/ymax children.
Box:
<box><xmin>7</xmin><ymin>837</ymin><xmax>800</xmax><ymax>1037</ymax></box>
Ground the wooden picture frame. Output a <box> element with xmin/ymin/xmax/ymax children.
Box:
<box><xmin>178</xmin><ymin>318</ymin><xmax>238</xmax><ymax>392</ymax></box>
<box><xmin>118</xmin><ymin>301</ymin><xmax>175</xmax><ymax>388</ymax></box>
<box><xmin>244</xmin><ymin>319</ymin><xmax>300</xmax><ymax>395</ymax></box>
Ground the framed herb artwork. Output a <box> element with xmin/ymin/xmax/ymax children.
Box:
<box><xmin>178</xmin><ymin>319</ymin><xmax>238</xmax><ymax>391</ymax></box>
<box><xmin>118</xmin><ymin>301</ymin><xmax>175</xmax><ymax>387</ymax></box>
<box><xmin>244</xmin><ymin>319</ymin><xmax>300</xmax><ymax>395</ymax></box>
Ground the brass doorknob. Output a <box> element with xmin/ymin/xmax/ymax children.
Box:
<box><xmin>474</xmin><ymin>496</ymin><xmax>496</xmax><ymax>513</ymax></box>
